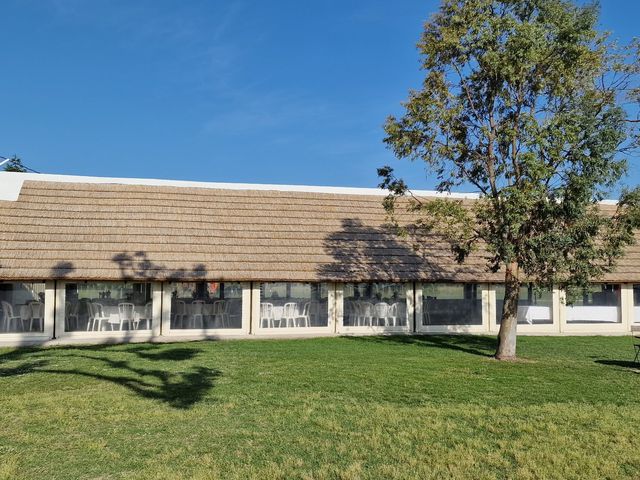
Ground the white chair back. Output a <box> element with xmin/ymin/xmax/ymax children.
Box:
<box><xmin>283</xmin><ymin>302</ymin><xmax>298</xmax><ymax>318</ymax></box>
<box><xmin>1</xmin><ymin>301</ymin><xmax>14</xmax><ymax>319</ymax></box>
<box><xmin>30</xmin><ymin>301</ymin><xmax>44</xmax><ymax>319</ymax></box>
<box><xmin>223</xmin><ymin>300</ymin><xmax>235</xmax><ymax>313</ymax></box>
<box><xmin>375</xmin><ymin>302</ymin><xmax>388</xmax><ymax>318</ymax></box>
<box><xmin>90</xmin><ymin>302</ymin><xmax>104</xmax><ymax>317</ymax></box>
<box><xmin>175</xmin><ymin>300</ymin><xmax>186</xmax><ymax>315</ymax></box>
<box><xmin>260</xmin><ymin>302</ymin><xmax>274</xmax><ymax>320</ymax></box>
<box><xmin>118</xmin><ymin>303</ymin><xmax>135</xmax><ymax>320</ymax></box>
<box><xmin>192</xmin><ymin>300</ymin><xmax>205</xmax><ymax>315</ymax></box>
<box><xmin>361</xmin><ymin>302</ymin><xmax>374</xmax><ymax>317</ymax></box>
<box><xmin>213</xmin><ymin>300</ymin><xmax>225</xmax><ymax>314</ymax></box>
<box><xmin>144</xmin><ymin>302</ymin><xmax>152</xmax><ymax>318</ymax></box>
<box><xmin>19</xmin><ymin>305</ymin><xmax>30</xmax><ymax>320</ymax></box>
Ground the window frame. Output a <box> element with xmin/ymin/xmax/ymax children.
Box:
<box><xmin>336</xmin><ymin>282</ymin><xmax>413</xmax><ymax>334</ymax></box>
<box><xmin>488</xmin><ymin>283</ymin><xmax>559</xmax><ymax>334</ymax></box>
<box><xmin>56</xmin><ymin>280</ymin><xmax>162</xmax><ymax>340</ymax></box>
<box><xmin>0</xmin><ymin>280</ymin><xmax>54</xmax><ymax>342</ymax></box>
<box><xmin>252</xmin><ymin>282</ymin><xmax>336</xmax><ymax>335</ymax></box>
<box><xmin>415</xmin><ymin>282</ymin><xmax>490</xmax><ymax>333</ymax></box>
<box><xmin>161</xmin><ymin>281</ymin><xmax>251</xmax><ymax>337</ymax></box>
<box><xmin>560</xmin><ymin>283</ymin><xmax>628</xmax><ymax>334</ymax></box>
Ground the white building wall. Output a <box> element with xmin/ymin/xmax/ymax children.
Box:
<box><xmin>0</xmin><ymin>280</ymin><xmax>635</xmax><ymax>347</ymax></box>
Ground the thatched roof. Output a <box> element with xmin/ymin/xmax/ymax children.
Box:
<box><xmin>0</xmin><ymin>173</ymin><xmax>637</xmax><ymax>283</ymax></box>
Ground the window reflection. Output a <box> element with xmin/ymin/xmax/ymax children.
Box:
<box><xmin>260</xmin><ymin>283</ymin><xmax>329</xmax><ymax>328</ymax></box>
<box><xmin>633</xmin><ymin>285</ymin><xmax>640</xmax><ymax>324</ymax></box>
<box><xmin>423</xmin><ymin>283</ymin><xmax>482</xmax><ymax>326</ymax></box>
<box><xmin>65</xmin><ymin>282</ymin><xmax>152</xmax><ymax>332</ymax></box>
<box><xmin>343</xmin><ymin>283</ymin><xmax>407</xmax><ymax>327</ymax></box>
<box><xmin>566</xmin><ymin>284</ymin><xmax>621</xmax><ymax>324</ymax></box>
<box><xmin>170</xmin><ymin>282</ymin><xmax>243</xmax><ymax>329</ymax></box>
<box><xmin>0</xmin><ymin>282</ymin><xmax>45</xmax><ymax>333</ymax></box>
<box><xmin>494</xmin><ymin>284</ymin><xmax>552</xmax><ymax>325</ymax></box>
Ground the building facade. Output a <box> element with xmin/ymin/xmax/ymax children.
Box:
<box><xmin>1</xmin><ymin>172</ymin><xmax>638</xmax><ymax>346</ymax></box>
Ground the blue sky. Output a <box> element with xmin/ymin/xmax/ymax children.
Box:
<box><xmin>1</xmin><ymin>0</ymin><xmax>639</xmax><ymax>191</ymax></box>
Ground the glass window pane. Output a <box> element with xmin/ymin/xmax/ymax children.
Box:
<box><xmin>422</xmin><ymin>283</ymin><xmax>482</xmax><ymax>325</ymax></box>
<box><xmin>633</xmin><ymin>285</ymin><xmax>640</xmax><ymax>324</ymax></box>
<box><xmin>260</xmin><ymin>282</ymin><xmax>329</xmax><ymax>328</ymax></box>
<box><xmin>169</xmin><ymin>282</ymin><xmax>243</xmax><ymax>329</ymax></box>
<box><xmin>566</xmin><ymin>284</ymin><xmax>621</xmax><ymax>324</ymax></box>
<box><xmin>494</xmin><ymin>284</ymin><xmax>553</xmax><ymax>325</ymax></box>
<box><xmin>65</xmin><ymin>282</ymin><xmax>153</xmax><ymax>332</ymax></box>
<box><xmin>0</xmin><ymin>282</ymin><xmax>46</xmax><ymax>333</ymax></box>
<box><xmin>343</xmin><ymin>283</ymin><xmax>408</xmax><ymax>327</ymax></box>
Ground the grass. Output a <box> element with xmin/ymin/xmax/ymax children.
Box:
<box><xmin>0</xmin><ymin>335</ymin><xmax>638</xmax><ymax>479</ymax></box>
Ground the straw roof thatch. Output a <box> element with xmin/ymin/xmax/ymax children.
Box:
<box><xmin>0</xmin><ymin>179</ymin><xmax>638</xmax><ymax>283</ymax></box>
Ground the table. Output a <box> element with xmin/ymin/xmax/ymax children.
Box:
<box><xmin>566</xmin><ymin>305</ymin><xmax>619</xmax><ymax>323</ymax></box>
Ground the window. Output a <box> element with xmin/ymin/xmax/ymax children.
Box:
<box><xmin>634</xmin><ymin>285</ymin><xmax>640</xmax><ymax>323</ymax></box>
<box><xmin>565</xmin><ymin>284</ymin><xmax>621</xmax><ymax>324</ymax></box>
<box><xmin>169</xmin><ymin>282</ymin><xmax>243</xmax><ymax>329</ymax></box>
<box><xmin>494</xmin><ymin>284</ymin><xmax>552</xmax><ymax>325</ymax></box>
<box><xmin>65</xmin><ymin>282</ymin><xmax>152</xmax><ymax>332</ymax></box>
<box><xmin>260</xmin><ymin>282</ymin><xmax>329</xmax><ymax>328</ymax></box>
<box><xmin>0</xmin><ymin>282</ymin><xmax>45</xmax><ymax>333</ymax></box>
<box><xmin>343</xmin><ymin>283</ymin><xmax>407</xmax><ymax>327</ymax></box>
<box><xmin>423</xmin><ymin>283</ymin><xmax>482</xmax><ymax>326</ymax></box>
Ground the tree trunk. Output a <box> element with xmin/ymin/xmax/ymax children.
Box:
<box><xmin>495</xmin><ymin>263</ymin><xmax>520</xmax><ymax>360</ymax></box>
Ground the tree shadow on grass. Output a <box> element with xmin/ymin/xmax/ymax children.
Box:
<box><xmin>0</xmin><ymin>344</ymin><xmax>220</xmax><ymax>409</ymax></box>
<box><xmin>344</xmin><ymin>334</ymin><xmax>497</xmax><ymax>358</ymax></box>
<box><xmin>0</xmin><ymin>359</ymin><xmax>50</xmax><ymax>377</ymax></box>
<box><xmin>594</xmin><ymin>359</ymin><xmax>640</xmax><ymax>373</ymax></box>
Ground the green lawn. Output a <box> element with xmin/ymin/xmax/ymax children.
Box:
<box><xmin>0</xmin><ymin>336</ymin><xmax>638</xmax><ymax>479</ymax></box>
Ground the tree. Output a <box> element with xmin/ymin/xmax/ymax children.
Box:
<box><xmin>3</xmin><ymin>156</ymin><xmax>28</xmax><ymax>172</ymax></box>
<box><xmin>380</xmin><ymin>0</ymin><xmax>640</xmax><ymax>359</ymax></box>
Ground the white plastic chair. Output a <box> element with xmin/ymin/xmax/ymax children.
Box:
<box><xmin>65</xmin><ymin>301</ymin><xmax>79</xmax><ymax>331</ymax></box>
<box><xmin>387</xmin><ymin>302</ymin><xmax>407</xmax><ymax>327</ymax></box>
<box><xmin>224</xmin><ymin>300</ymin><xmax>236</xmax><ymax>327</ymax></box>
<box><xmin>190</xmin><ymin>300</ymin><xmax>205</xmax><ymax>329</ymax></box>
<box><xmin>113</xmin><ymin>303</ymin><xmax>135</xmax><ymax>331</ymax></box>
<box><xmin>88</xmin><ymin>303</ymin><xmax>110</xmax><ymax>331</ymax></box>
<box><xmin>354</xmin><ymin>301</ymin><xmax>364</xmax><ymax>326</ymax></box>
<box><xmin>374</xmin><ymin>302</ymin><xmax>389</xmax><ymax>327</ymax></box>
<box><xmin>85</xmin><ymin>303</ymin><xmax>95</xmax><ymax>331</ymax></box>
<box><xmin>19</xmin><ymin>305</ymin><xmax>31</xmax><ymax>331</ymax></box>
<box><xmin>344</xmin><ymin>301</ymin><xmax>356</xmax><ymax>326</ymax></box>
<box><xmin>213</xmin><ymin>300</ymin><xmax>228</xmax><ymax>328</ymax></box>
<box><xmin>360</xmin><ymin>302</ymin><xmax>374</xmax><ymax>326</ymax></box>
<box><xmin>172</xmin><ymin>300</ymin><xmax>187</xmax><ymax>329</ymax></box>
<box><xmin>395</xmin><ymin>302</ymin><xmax>407</xmax><ymax>326</ymax></box>
<box><xmin>282</xmin><ymin>302</ymin><xmax>298</xmax><ymax>327</ymax></box>
<box><xmin>1</xmin><ymin>301</ymin><xmax>23</xmax><ymax>332</ymax></box>
<box><xmin>28</xmin><ymin>301</ymin><xmax>44</xmax><ymax>332</ymax></box>
<box><xmin>134</xmin><ymin>302</ymin><xmax>152</xmax><ymax>330</ymax></box>
<box><xmin>260</xmin><ymin>302</ymin><xmax>274</xmax><ymax>328</ymax></box>
<box><xmin>295</xmin><ymin>302</ymin><xmax>311</xmax><ymax>328</ymax></box>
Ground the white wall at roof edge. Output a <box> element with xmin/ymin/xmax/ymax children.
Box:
<box><xmin>0</xmin><ymin>171</ymin><xmax>482</xmax><ymax>201</ymax></box>
<box><xmin>0</xmin><ymin>281</ymin><xmax>636</xmax><ymax>347</ymax></box>
<box><xmin>0</xmin><ymin>171</ymin><xmax>622</xmax><ymax>203</ymax></box>
<box><xmin>0</xmin><ymin>172</ymin><xmax>27</xmax><ymax>201</ymax></box>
